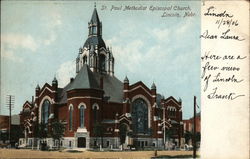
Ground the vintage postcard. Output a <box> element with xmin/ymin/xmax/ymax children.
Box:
<box><xmin>0</xmin><ymin>0</ymin><xmax>249</xmax><ymax>159</ymax></box>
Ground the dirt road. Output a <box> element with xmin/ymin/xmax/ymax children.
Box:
<box><xmin>0</xmin><ymin>149</ymin><xmax>196</xmax><ymax>159</ymax></box>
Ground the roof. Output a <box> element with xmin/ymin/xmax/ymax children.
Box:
<box><xmin>170</xmin><ymin>120</ymin><xmax>179</xmax><ymax>124</ymax></box>
<box><xmin>58</xmin><ymin>64</ymin><xmax>123</xmax><ymax>103</ymax></box>
<box><xmin>83</xmin><ymin>36</ymin><xmax>106</xmax><ymax>49</ymax></box>
<box><xmin>156</xmin><ymin>93</ymin><xmax>164</xmax><ymax>108</ymax></box>
<box><xmin>68</xmin><ymin>64</ymin><xmax>100</xmax><ymax>90</ymax></box>
<box><xmin>93</xmin><ymin>72</ymin><xmax>123</xmax><ymax>103</ymax></box>
<box><xmin>90</xmin><ymin>8</ymin><xmax>100</xmax><ymax>24</ymax></box>
<box><xmin>83</xmin><ymin>7</ymin><xmax>106</xmax><ymax>49</ymax></box>
<box><xmin>57</xmin><ymin>81</ymin><xmax>73</xmax><ymax>104</ymax></box>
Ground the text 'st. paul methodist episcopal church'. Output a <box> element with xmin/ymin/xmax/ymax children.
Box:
<box><xmin>19</xmin><ymin>7</ymin><xmax>184</xmax><ymax>150</ymax></box>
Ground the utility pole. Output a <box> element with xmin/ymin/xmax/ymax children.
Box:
<box><xmin>6</xmin><ymin>95</ymin><xmax>14</xmax><ymax>146</ymax></box>
<box><xmin>193</xmin><ymin>96</ymin><xmax>197</xmax><ymax>158</ymax></box>
<box><xmin>160</xmin><ymin>108</ymin><xmax>171</xmax><ymax>150</ymax></box>
<box><xmin>163</xmin><ymin>107</ymin><xmax>166</xmax><ymax>149</ymax></box>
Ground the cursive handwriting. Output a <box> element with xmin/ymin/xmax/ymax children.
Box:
<box><xmin>204</xmin><ymin>6</ymin><xmax>233</xmax><ymax>18</ymax></box>
<box><xmin>207</xmin><ymin>87</ymin><xmax>245</xmax><ymax>100</ymax></box>
<box><xmin>213</xmin><ymin>73</ymin><xmax>243</xmax><ymax>83</ymax></box>
<box><xmin>220</xmin><ymin>29</ymin><xmax>245</xmax><ymax>41</ymax></box>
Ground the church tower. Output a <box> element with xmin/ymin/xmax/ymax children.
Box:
<box><xmin>76</xmin><ymin>6</ymin><xmax>114</xmax><ymax>76</ymax></box>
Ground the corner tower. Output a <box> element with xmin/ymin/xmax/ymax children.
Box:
<box><xmin>76</xmin><ymin>6</ymin><xmax>114</xmax><ymax>76</ymax></box>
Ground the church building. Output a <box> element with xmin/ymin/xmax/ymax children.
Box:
<box><xmin>19</xmin><ymin>7</ymin><xmax>184</xmax><ymax>150</ymax></box>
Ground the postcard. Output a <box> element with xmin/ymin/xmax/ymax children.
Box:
<box><xmin>0</xmin><ymin>0</ymin><xmax>249</xmax><ymax>159</ymax></box>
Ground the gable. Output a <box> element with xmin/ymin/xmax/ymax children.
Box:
<box><xmin>129</xmin><ymin>81</ymin><xmax>152</xmax><ymax>97</ymax></box>
<box><xmin>164</xmin><ymin>96</ymin><xmax>181</xmax><ymax>107</ymax></box>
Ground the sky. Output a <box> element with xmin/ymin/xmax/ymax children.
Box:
<box><xmin>1</xmin><ymin>1</ymin><xmax>201</xmax><ymax>119</ymax></box>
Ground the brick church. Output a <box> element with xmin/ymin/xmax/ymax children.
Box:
<box><xmin>19</xmin><ymin>7</ymin><xmax>184</xmax><ymax>150</ymax></box>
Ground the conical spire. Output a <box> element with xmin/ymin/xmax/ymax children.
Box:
<box><xmin>90</xmin><ymin>6</ymin><xmax>100</xmax><ymax>24</ymax></box>
<box><xmin>151</xmin><ymin>82</ymin><xmax>156</xmax><ymax>89</ymax></box>
<box><xmin>52</xmin><ymin>77</ymin><xmax>58</xmax><ymax>85</ymax></box>
<box><xmin>36</xmin><ymin>84</ymin><xmax>40</xmax><ymax>90</ymax></box>
<box><xmin>124</xmin><ymin>76</ymin><xmax>129</xmax><ymax>83</ymax></box>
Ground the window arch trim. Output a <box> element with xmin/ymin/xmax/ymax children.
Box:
<box><xmin>68</xmin><ymin>104</ymin><xmax>74</xmax><ymax>110</ymax></box>
<box><xmin>39</xmin><ymin>96</ymin><xmax>53</xmax><ymax>123</ymax></box>
<box><xmin>92</xmin><ymin>103</ymin><xmax>99</xmax><ymax>110</ymax></box>
<box><xmin>78</xmin><ymin>102</ymin><xmax>87</xmax><ymax>109</ymax></box>
<box><xmin>131</xmin><ymin>94</ymin><xmax>151</xmax><ymax>128</ymax></box>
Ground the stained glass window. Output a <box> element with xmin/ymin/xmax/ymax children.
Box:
<box><xmin>41</xmin><ymin>99</ymin><xmax>50</xmax><ymax>124</ymax></box>
<box><xmin>69</xmin><ymin>106</ymin><xmax>73</xmax><ymax>130</ymax></box>
<box><xmin>132</xmin><ymin>98</ymin><xmax>148</xmax><ymax>134</ymax></box>
<box><xmin>79</xmin><ymin>106</ymin><xmax>85</xmax><ymax>128</ymax></box>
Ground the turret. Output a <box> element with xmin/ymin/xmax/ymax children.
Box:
<box><xmin>88</xmin><ymin>5</ymin><xmax>102</xmax><ymax>37</ymax></box>
<box><xmin>52</xmin><ymin>77</ymin><xmax>58</xmax><ymax>90</ymax></box>
<box><xmin>35</xmin><ymin>84</ymin><xmax>40</xmax><ymax>97</ymax></box>
<box><xmin>123</xmin><ymin>76</ymin><xmax>129</xmax><ymax>90</ymax></box>
<box><xmin>151</xmin><ymin>82</ymin><xmax>156</xmax><ymax>95</ymax></box>
<box><xmin>151</xmin><ymin>82</ymin><xmax>157</xmax><ymax>106</ymax></box>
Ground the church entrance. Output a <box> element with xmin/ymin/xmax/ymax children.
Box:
<box><xmin>77</xmin><ymin>137</ymin><xmax>86</xmax><ymax>148</ymax></box>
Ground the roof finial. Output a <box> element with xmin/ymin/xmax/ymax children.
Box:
<box><xmin>124</xmin><ymin>76</ymin><xmax>129</xmax><ymax>83</ymax></box>
<box><xmin>94</xmin><ymin>2</ymin><xmax>96</xmax><ymax>8</ymax></box>
<box><xmin>151</xmin><ymin>81</ymin><xmax>156</xmax><ymax>90</ymax></box>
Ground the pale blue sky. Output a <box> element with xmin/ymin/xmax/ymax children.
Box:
<box><xmin>1</xmin><ymin>1</ymin><xmax>201</xmax><ymax>119</ymax></box>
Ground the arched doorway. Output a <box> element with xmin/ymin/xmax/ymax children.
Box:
<box><xmin>119</xmin><ymin>124</ymin><xmax>129</xmax><ymax>145</ymax></box>
<box><xmin>77</xmin><ymin>137</ymin><xmax>86</xmax><ymax>148</ymax></box>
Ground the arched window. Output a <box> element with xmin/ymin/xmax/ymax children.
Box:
<box><xmin>41</xmin><ymin>100</ymin><xmax>50</xmax><ymax>124</ymax></box>
<box><xmin>83</xmin><ymin>55</ymin><xmax>87</xmax><ymax>64</ymax></box>
<box><xmin>92</xmin><ymin>103</ymin><xmax>99</xmax><ymax>123</ymax></box>
<box><xmin>99</xmin><ymin>54</ymin><xmax>106</xmax><ymax>72</ymax></box>
<box><xmin>131</xmin><ymin>98</ymin><xmax>148</xmax><ymax>134</ymax></box>
<box><xmin>69</xmin><ymin>106</ymin><xmax>73</xmax><ymax>130</ymax></box>
<box><xmin>93</xmin><ymin>107</ymin><xmax>98</xmax><ymax>123</ymax></box>
<box><xmin>79</xmin><ymin>106</ymin><xmax>85</xmax><ymax>128</ymax></box>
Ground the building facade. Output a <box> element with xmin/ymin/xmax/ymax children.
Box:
<box><xmin>0</xmin><ymin>115</ymin><xmax>21</xmax><ymax>145</ymax></box>
<box><xmin>19</xmin><ymin>7</ymin><xmax>184</xmax><ymax>150</ymax></box>
<box><xmin>183</xmin><ymin>112</ymin><xmax>201</xmax><ymax>146</ymax></box>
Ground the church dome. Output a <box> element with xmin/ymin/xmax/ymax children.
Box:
<box><xmin>83</xmin><ymin>36</ymin><xmax>106</xmax><ymax>49</ymax></box>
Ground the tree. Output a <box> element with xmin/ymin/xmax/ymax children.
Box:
<box><xmin>165</xmin><ymin>127</ymin><xmax>174</xmax><ymax>140</ymax></box>
<box><xmin>50</xmin><ymin>120</ymin><xmax>65</xmax><ymax>149</ymax></box>
<box><xmin>184</xmin><ymin>131</ymin><xmax>192</xmax><ymax>145</ymax></box>
<box><xmin>11</xmin><ymin>125</ymin><xmax>24</xmax><ymax>144</ymax></box>
<box><xmin>33</xmin><ymin>123</ymin><xmax>48</xmax><ymax>150</ymax></box>
<box><xmin>34</xmin><ymin>123</ymin><xmax>47</xmax><ymax>139</ymax></box>
<box><xmin>93</xmin><ymin>122</ymin><xmax>104</xmax><ymax>148</ymax></box>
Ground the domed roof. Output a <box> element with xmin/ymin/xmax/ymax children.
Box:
<box><xmin>83</xmin><ymin>36</ymin><xmax>106</xmax><ymax>49</ymax></box>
